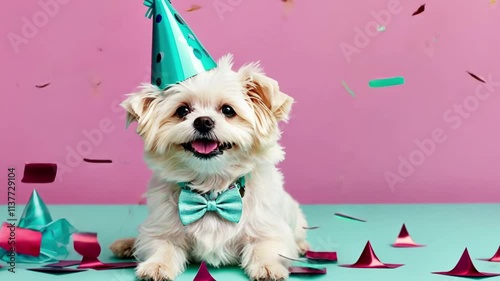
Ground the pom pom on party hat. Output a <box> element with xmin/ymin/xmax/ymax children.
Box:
<box><xmin>144</xmin><ymin>0</ymin><xmax>217</xmax><ymax>89</ymax></box>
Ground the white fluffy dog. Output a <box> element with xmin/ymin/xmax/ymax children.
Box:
<box><xmin>110</xmin><ymin>54</ymin><xmax>309</xmax><ymax>281</ymax></box>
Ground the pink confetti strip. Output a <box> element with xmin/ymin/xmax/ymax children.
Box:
<box><xmin>289</xmin><ymin>266</ymin><xmax>327</xmax><ymax>275</ymax></box>
<box><xmin>305</xmin><ymin>250</ymin><xmax>337</xmax><ymax>262</ymax></box>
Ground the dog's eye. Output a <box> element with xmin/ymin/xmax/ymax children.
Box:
<box><xmin>221</xmin><ymin>105</ymin><xmax>236</xmax><ymax>117</ymax></box>
<box><xmin>175</xmin><ymin>106</ymin><xmax>191</xmax><ymax>118</ymax></box>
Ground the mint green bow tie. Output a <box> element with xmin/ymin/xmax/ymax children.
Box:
<box><xmin>178</xmin><ymin>178</ymin><xmax>245</xmax><ymax>226</ymax></box>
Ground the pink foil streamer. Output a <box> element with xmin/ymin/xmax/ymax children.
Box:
<box><xmin>194</xmin><ymin>262</ymin><xmax>216</xmax><ymax>281</ymax></box>
<box><xmin>289</xmin><ymin>266</ymin><xmax>327</xmax><ymax>275</ymax></box>
<box><xmin>0</xmin><ymin>222</ymin><xmax>42</xmax><ymax>256</ymax></box>
<box><xmin>479</xmin><ymin>246</ymin><xmax>500</xmax><ymax>262</ymax></box>
<box><xmin>340</xmin><ymin>241</ymin><xmax>404</xmax><ymax>269</ymax></box>
<box><xmin>305</xmin><ymin>250</ymin><xmax>337</xmax><ymax>262</ymax></box>
<box><xmin>391</xmin><ymin>224</ymin><xmax>425</xmax><ymax>247</ymax></box>
<box><xmin>72</xmin><ymin>232</ymin><xmax>137</xmax><ymax>270</ymax></box>
<box><xmin>334</xmin><ymin>213</ymin><xmax>366</xmax><ymax>222</ymax></box>
<box><xmin>433</xmin><ymin>248</ymin><xmax>500</xmax><ymax>277</ymax></box>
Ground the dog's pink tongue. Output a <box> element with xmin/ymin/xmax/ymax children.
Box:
<box><xmin>192</xmin><ymin>141</ymin><xmax>218</xmax><ymax>154</ymax></box>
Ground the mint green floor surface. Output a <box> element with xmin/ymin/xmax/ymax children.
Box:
<box><xmin>1</xmin><ymin>204</ymin><xmax>500</xmax><ymax>281</ymax></box>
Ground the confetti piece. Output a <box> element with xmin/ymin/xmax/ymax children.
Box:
<box><xmin>289</xmin><ymin>266</ymin><xmax>327</xmax><ymax>275</ymax></box>
<box><xmin>433</xmin><ymin>248</ymin><xmax>500</xmax><ymax>277</ymax></box>
<box><xmin>193</xmin><ymin>262</ymin><xmax>216</xmax><ymax>281</ymax></box>
<box><xmin>303</xmin><ymin>226</ymin><xmax>320</xmax><ymax>230</ymax></box>
<box><xmin>44</xmin><ymin>260</ymin><xmax>81</xmax><ymax>268</ymax></box>
<box><xmin>341</xmin><ymin>81</ymin><xmax>356</xmax><ymax>98</ymax></box>
<box><xmin>369</xmin><ymin>77</ymin><xmax>405</xmax><ymax>88</ymax></box>
<box><xmin>27</xmin><ymin>268</ymin><xmax>88</xmax><ymax>275</ymax></box>
<box><xmin>279</xmin><ymin>254</ymin><xmax>306</xmax><ymax>262</ymax></box>
<box><xmin>21</xmin><ymin>163</ymin><xmax>57</xmax><ymax>183</ymax></box>
<box><xmin>186</xmin><ymin>4</ymin><xmax>202</xmax><ymax>12</ymax></box>
<box><xmin>334</xmin><ymin>213</ymin><xmax>366</xmax><ymax>222</ymax></box>
<box><xmin>35</xmin><ymin>83</ymin><xmax>51</xmax><ymax>88</ymax></box>
<box><xmin>412</xmin><ymin>4</ymin><xmax>426</xmax><ymax>16</ymax></box>
<box><xmin>291</xmin><ymin>261</ymin><xmax>327</xmax><ymax>270</ymax></box>
<box><xmin>83</xmin><ymin>158</ymin><xmax>113</xmax><ymax>163</ymax></box>
<box><xmin>478</xmin><ymin>246</ymin><xmax>500</xmax><ymax>262</ymax></box>
<box><xmin>377</xmin><ymin>25</ymin><xmax>386</xmax><ymax>32</ymax></box>
<box><xmin>305</xmin><ymin>250</ymin><xmax>338</xmax><ymax>262</ymax></box>
<box><xmin>391</xmin><ymin>224</ymin><xmax>425</xmax><ymax>247</ymax></box>
<box><xmin>340</xmin><ymin>241</ymin><xmax>404</xmax><ymax>269</ymax></box>
<box><xmin>467</xmin><ymin>71</ymin><xmax>486</xmax><ymax>83</ymax></box>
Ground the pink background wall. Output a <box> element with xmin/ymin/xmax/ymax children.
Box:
<box><xmin>1</xmin><ymin>0</ymin><xmax>500</xmax><ymax>204</ymax></box>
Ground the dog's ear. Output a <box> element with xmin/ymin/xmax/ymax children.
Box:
<box><xmin>120</xmin><ymin>84</ymin><xmax>164</xmax><ymax>129</ymax></box>
<box><xmin>238</xmin><ymin>62</ymin><xmax>294</xmax><ymax>122</ymax></box>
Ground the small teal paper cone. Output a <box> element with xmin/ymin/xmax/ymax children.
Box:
<box><xmin>144</xmin><ymin>0</ymin><xmax>217</xmax><ymax>89</ymax></box>
<box><xmin>18</xmin><ymin>190</ymin><xmax>53</xmax><ymax>229</ymax></box>
<box><xmin>0</xmin><ymin>189</ymin><xmax>77</xmax><ymax>264</ymax></box>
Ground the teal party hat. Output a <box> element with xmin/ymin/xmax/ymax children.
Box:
<box><xmin>144</xmin><ymin>0</ymin><xmax>217</xmax><ymax>89</ymax></box>
<box><xmin>18</xmin><ymin>190</ymin><xmax>53</xmax><ymax>229</ymax></box>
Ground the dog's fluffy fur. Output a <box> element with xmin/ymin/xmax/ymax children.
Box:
<box><xmin>110</xmin><ymin>54</ymin><xmax>309</xmax><ymax>281</ymax></box>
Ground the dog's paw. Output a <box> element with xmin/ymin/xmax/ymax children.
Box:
<box><xmin>136</xmin><ymin>261</ymin><xmax>178</xmax><ymax>281</ymax></box>
<box><xmin>297</xmin><ymin>240</ymin><xmax>310</xmax><ymax>256</ymax></box>
<box><xmin>248</xmin><ymin>262</ymin><xmax>289</xmax><ymax>281</ymax></box>
<box><xmin>110</xmin><ymin>238</ymin><xmax>135</xmax><ymax>259</ymax></box>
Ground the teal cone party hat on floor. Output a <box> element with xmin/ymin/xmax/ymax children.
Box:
<box><xmin>18</xmin><ymin>190</ymin><xmax>53</xmax><ymax>229</ymax></box>
<box><xmin>144</xmin><ymin>0</ymin><xmax>217</xmax><ymax>89</ymax></box>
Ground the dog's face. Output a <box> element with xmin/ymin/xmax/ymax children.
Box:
<box><xmin>121</xmin><ymin>54</ymin><xmax>293</xmax><ymax>179</ymax></box>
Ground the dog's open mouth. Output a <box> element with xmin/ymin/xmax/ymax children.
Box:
<box><xmin>181</xmin><ymin>138</ymin><xmax>233</xmax><ymax>159</ymax></box>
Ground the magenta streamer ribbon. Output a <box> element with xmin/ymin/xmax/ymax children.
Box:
<box><xmin>0</xmin><ymin>223</ymin><xmax>42</xmax><ymax>256</ymax></box>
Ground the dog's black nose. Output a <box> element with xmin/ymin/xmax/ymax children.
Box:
<box><xmin>193</xmin><ymin>117</ymin><xmax>214</xmax><ymax>133</ymax></box>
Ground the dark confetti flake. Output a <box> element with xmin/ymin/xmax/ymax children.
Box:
<box><xmin>412</xmin><ymin>4</ymin><xmax>426</xmax><ymax>16</ymax></box>
<box><xmin>35</xmin><ymin>83</ymin><xmax>51</xmax><ymax>88</ymax></box>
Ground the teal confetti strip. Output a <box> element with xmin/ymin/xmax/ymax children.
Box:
<box><xmin>291</xmin><ymin>261</ymin><xmax>327</xmax><ymax>270</ymax></box>
<box><xmin>334</xmin><ymin>212</ymin><xmax>366</xmax><ymax>222</ymax></box>
<box><xmin>341</xmin><ymin>81</ymin><xmax>355</xmax><ymax>98</ymax></box>
<box><xmin>377</xmin><ymin>25</ymin><xmax>386</xmax><ymax>32</ymax></box>
<box><xmin>369</xmin><ymin>77</ymin><xmax>405</xmax><ymax>88</ymax></box>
